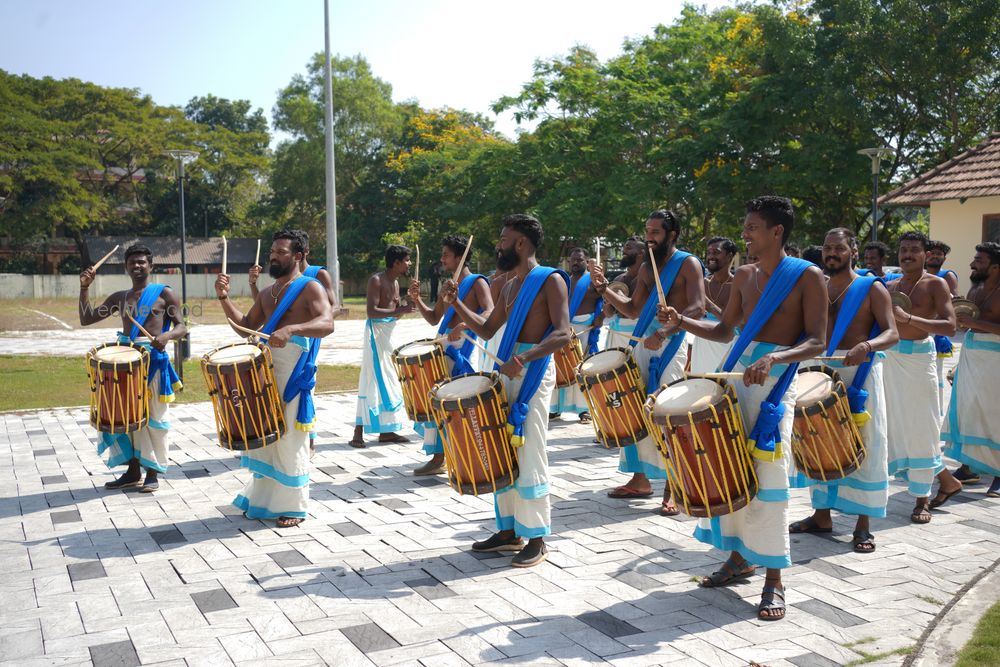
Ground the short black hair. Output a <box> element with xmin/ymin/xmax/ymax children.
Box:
<box><xmin>123</xmin><ymin>244</ymin><xmax>152</xmax><ymax>264</ymax></box>
<box><xmin>898</xmin><ymin>231</ymin><xmax>929</xmax><ymax>251</ymax></box>
<box><xmin>746</xmin><ymin>196</ymin><xmax>795</xmax><ymax>245</ymax></box>
<box><xmin>273</xmin><ymin>229</ymin><xmax>306</xmax><ymax>255</ymax></box>
<box><xmin>296</xmin><ymin>230</ymin><xmax>311</xmax><ymax>252</ymax></box>
<box><xmin>976</xmin><ymin>241</ymin><xmax>1000</xmax><ymax>266</ymax></box>
<box><xmin>385</xmin><ymin>244</ymin><xmax>410</xmax><ymax>270</ymax></box>
<box><xmin>802</xmin><ymin>245</ymin><xmax>824</xmax><ymax>266</ymax></box>
<box><xmin>784</xmin><ymin>242</ymin><xmax>801</xmax><ymax>257</ymax></box>
<box><xmin>706</xmin><ymin>236</ymin><xmax>737</xmax><ymax>256</ymax></box>
<box><xmin>568</xmin><ymin>247</ymin><xmax>587</xmax><ymax>257</ymax></box>
<box><xmin>502</xmin><ymin>214</ymin><xmax>543</xmax><ymax>248</ymax></box>
<box><xmin>627</xmin><ymin>235</ymin><xmax>644</xmax><ymax>245</ymax></box>
<box><xmin>863</xmin><ymin>241</ymin><xmax>890</xmax><ymax>258</ymax></box>
<box><xmin>825</xmin><ymin>227</ymin><xmax>857</xmax><ymax>249</ymax></box>
<box><xmin>926</xmin><ymin>240</ymin><xmax>951</xmax><ymax>255</ymax></box>
<box><xmin>648</xmin><ymin>209</ymin><xmax>681</xmax><ymax>243</ymax></box>
<box><xmin>441</xmin><ymin>235</ymin><xmax>469</xmax><ymax>260</ymax></box>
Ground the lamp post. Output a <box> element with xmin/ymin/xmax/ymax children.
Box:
<box><xmin>857</xmin><ymin>147</ymin><xmax>895</xmax><ymax>243</ymax></box>
<box><xmin>323</xmin><ymin>0</ymin><xmax>341</xmax><ymax>304</ymax></box>
<box><xmin>165</xmin><ymin>149</ymin><xmax>198</xmax><ymax>381</ymax></box>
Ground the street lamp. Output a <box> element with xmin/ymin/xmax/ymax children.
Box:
<box><xmin>857</xmin><ymin>147</ymin><xmax>895</xmax><ymax>243</ymax></box>
<box><xmin>165</xmin><ymin>149</ymin><xmax>198</xmax><ymax>381</ymax></box>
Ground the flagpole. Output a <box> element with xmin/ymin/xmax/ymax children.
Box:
<box><xmin>323</xmin><ymin>0</ymin><xmax>341</xmax><ymax>304</ymax></box>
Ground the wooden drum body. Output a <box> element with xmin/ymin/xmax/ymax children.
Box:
<box><xmin>430</xmin><ymin>372</ymin><xmax>516</xmax><ymax>495</ymax></box>
<box><xmin>553</xmin><ymin>333</ymin><xmax>583</xmax><ymax>388</ymax></box>
<box><xmin>647</xmin><ymin>378</ymin><xmax>756</xmax><ymax>518</ymax></box>
<box><xmin>577</xmin><ymin>348</ymin><xmax>650</xmax><ymax>448</ymax></box>
<box><xmin>791</xmin><ymin>367</ymin><xmax>866</xmax><ymax>482</ymax></box>
<box><xmin>202</xmin><ymin>343</ymin><xmax>285</xmax><ymax>451</ymax></box>
<box><xmin>87</xmin><ymin>343</ymin><xmax>150</xmax><ymax>434</ymax></box>
<box><xmin>392</xmin><ymin>339</ymin><xmax>448</xmax><ymax>423</ymax></box>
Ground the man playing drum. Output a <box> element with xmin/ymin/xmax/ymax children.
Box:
<box><xmin>941</xmin><ymin>243</ymin><xmax>1000</xmax><ymax>498</ymax></box>
<box><xmin>883</xmin><ymin>231</ymin><xmax>958</xmax><ymax>523</ymax></box>
<box><xmin>690</xmin><ymin>236</ymin><xmax>738</xmax><ymax>374</ymax></box>
<box><xmin>550</xmin><ymin>247</ymin><xmax>603</xmax><ymax>423</ymax></box>
<box><xmin>350</xmin><ymin>245</ymin><xmax>416</xmax><ymax>447</ymax></box>
<box><xmin>593</xmin><ymin>211</ymin><xmax>706</xmax><ymax>515</ymax></box>
<box><xmin>788</xmin><ymin>228</ymin><xmax>898</xmax><ymax>553</ymax></box>
<box><xmin>660</xmin><ymin>196</ymin><xmax>828</xmax><ymax>621</ymax></box>
<box><xmin>441</xmin><ymin>214</ymin><xmax>571</xmax><ymax>567</ymax></box>
<box><xmin>408</xmin><ymin>235</ymin><xmax>494</xmax><ymax>476</ymax></box>
<box><xmin>215</xmin><ymin>230</ymin><xmax>334</xmax><ymax>527</ymax></box>
<box><xmin>79</xmin><ymin>244</ymin><xmax>187</xmax><ymax>493</ymax></box>
<box><xmin>922</xmin><ymin>240</ymin><xmax>961</xmax><ymax>416</ymax></box>
<box><xmin>602</xmin><ymin>237</ymin><xmax>645</xmax><ymax>350</ymax></box>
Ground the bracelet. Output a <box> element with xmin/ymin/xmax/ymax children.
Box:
<box><xmin>863</xmin><ymin>341</ymin><xmax>872</xmax><ymax>355</ymax></box>
<box><xmin>218</xmin><ymin>295</ymin><xmax>228</xmax><ymax>301</ymax></box>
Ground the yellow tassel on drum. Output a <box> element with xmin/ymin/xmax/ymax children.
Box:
<box><xmin>852</xmin><ymin>411</ymin><xmax>872</xmax><ymax>427</ymax></box>
<box><xmin>748</xmin><ymin>439</ymin><xmax>783</xmax><ymax>462</ymax></box>
<box><xmin>506</xmin><ymin>423</ymin><xmax>524</xmax><ymax>448</ymax></box>
<box><xmin>295</xmin><ymin>421</ymin><xmax>314</xmax><ymax>433</ymax></box>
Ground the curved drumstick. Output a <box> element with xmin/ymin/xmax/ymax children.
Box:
<box><xmin>460</xmin><ymin>331</ymin><xmax>502</xmax><ymax>367</ymax></box>
<box><xmin>125</xmin><ymin>310</ymin><xmax>154</xmax><ymax>340</ymax></box>
<box><xmin>227</xmin><ymin>317</ymin><xmax>270</xmax><ymax>341</ymax></box>
<box><xmin>454</xmin><ymin>235</ymin><xmax>473</xmax><ymax>278</ymax></box>
<box><xmin>648</xmin><ymin>245</ymin><xmax>666</xmax><ymax>307</ymax></box>
<box><xmin>91</xmin><ymin>244</ymin><xmax>119</xmax><ymax>271</ymax></box>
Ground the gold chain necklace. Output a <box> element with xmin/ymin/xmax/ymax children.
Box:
<box><xmin>708</xmin><ymin>274</ymin><xmax>733</xmax><ymax>303</ymax></box>
<box><xmin>894</xmin><ymin>272</ymin><xmax>926</xmax><ymax>299</ymax></box>
<box><xmin>829</xmin><ymin>275</ymin><xmax>855</xmax><ymax>305</ymax></box>
<box><xmin>504</xmin><ymin>276</ymin><xmax>521</xmax><ymax>313</ymax></box>
<box><xmin>270</xmin><ymin>279</ymin><xmax>291</xmax><ymax>304</ymax></box>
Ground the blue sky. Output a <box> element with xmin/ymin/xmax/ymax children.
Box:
<box><xmin>0</xmin><ymin>0</ymin><xmax>735</xmax><ymax>141</ymax></box>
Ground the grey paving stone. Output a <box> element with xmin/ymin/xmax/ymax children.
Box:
<box><xmin>51</xmin><ymin>509</ymin><xmax>82</xmax><ymax>524</ymax></box>
<box><xmin>805</xmin><ymin>558</ymin><xmax>862</xmax><ymax>580</ymax></box>
<box><xmin>183</xmin><ymin>468</ymin><xmax>210</xmax><ymax>479</ymax></box>
<box><xmin>788</xmin><ymin>652</ymin><xmax>843</xmax><ymax>667</ymax></box>
<box><xmin>360</xmin><ymin>450</ymin><xmax>385</xmax><ymax>458</ymax></box>
<box><xmin>792</xmin><ymin>599</ymin><xmax>866</xmax><ymax>627</ymax></box>
<box><xmin>960</xmin><ymin>519</ymin><xmax>1000</xmax><ymax>535</ymax></box>
<box><xmin>405</xmin><ymin>576</ymin><xmax>457</xmax><ymax>601</ymax></box>
<box><xmin>270</xmin><ymin>549</ymin><xmax>312</xmax><ymax>568</ymax></box>
<box><xmin>577</xmin><ymin>610</ymin><xmax>643</xmax><ymax>638</ymax></box>
<box><xmin>377</xmin><ymin>497</ymin><xmax>411</xmax><ymax>510</ymax></box>
<box><xmin>89</xmin><ymin>639</ymin><xmax>140</xmax><ymax>667</ymax></box>
<box><xmin>33</xmin><ymin>447</ymin><xmax>56</xmax><ymax>457</ymax></box>
<box><xmin>613</xmin><ymin>569</ymin><xmax>664</xmax><ymax>592</ymax></box>
<box><xmin>68</xmin><ymin>561</ymin><xmax>107</xmax><ymax>582</ymax></box>
<box><xmin>41</xmin><ymin>474</ymin><xmax>68</xmax><ymax>485</ymax></box>
<box><xmin>191</xmin><ymin>587</ymin><xmax>238</xmax><ymax>614</ymax></box>
<box><xmin>468</xmin><ymin>549</ymin><xmax>506</xmax><ymax>560</ymax></box>
<box><xmin>317</xmin><ymin>465</ymin><xmax>345</xmax><ymax>476</ymax></box>
<box><xmin>413</xmin><ymin>476</ymin><xmax>446</xmax><ymax>487</ymax></box>
<box><xmin>340</xmin><ymin>622</ymin><xmax>400</xmax><ymax>653</ymax></box>
<box><xmin>330</xmin><ymin>521</ymin><xmax>369</xmax><ymax>537</ymax></box>
<box><xmin>26</xmin><ymin>429</ymin><xmax>46</xmax><ymax>436</ymax></box>
<box><xmin>150</xmin><ymin>528</ymin><xmax>187</xmax><ymax>546</ymax></box>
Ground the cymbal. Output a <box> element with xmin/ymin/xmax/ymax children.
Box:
<box><xmin>608</xmin><ymin>281</ymin><xmax>630</xmax><ymax>297</ymax></box>
<box><xmin>952</xmin><ymin>297</ymin><xmax>981</xmax><ymax>320</ymax></box>
<box><xmin>891</xmin><ymin>291</ymin><xmax>912</xmax><ymax>313</ymax></box>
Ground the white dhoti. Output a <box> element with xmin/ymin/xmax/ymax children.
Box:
<box><xmin>550</xmin><ymin>313</ymin><xmax>592</xmax><ymax>414</ymax></box>
<box><xmin>418</xmin><ymin>332</ymin><xmax>476</xmax><ymax>456</ymax></box>
<box><xmin>884</xmin><ymin>337</ymin><xmax>943</xmax><ymax>498</ymax></box>
<box><xmin>356</xmin><ymin>318</ymin><xmax>409</xmax><ymax>434</ymax></box>
<box><xmin>689</xmin><ymin>314</ymin><xmax>733</xmax><ymax>374</ymax></box>
<box><xmin>605</xmin><ymin>315</ymin><xmax>638</xmax><ymax>350</ymax></box>
<box><xmin>618</xmin><ymin>329</ymin><xmax>687</xmax><ymax>479</ymax></box>
<box><xmin>942</xmin><ymin>332</ymin><xmax>1000</xmax><ymax>476</ymax></box>
<box><xmin>694</xmin><ymin>341</ymin><xmax>795</xmax><ymax>569</ymax></box>
<box><xmin>804</xmin><ymin>353</ymin><xmax>890</xmax><ymax>518</ymax></box>
<box><xmin>234</xmin><ymin>340</ymin><xmax>311</xmax><ymax>520</ymax></box>
<box><xmin>495</xmin><ymin>343</ymin><xmax>556</xmax><ymax>538</ymax></box>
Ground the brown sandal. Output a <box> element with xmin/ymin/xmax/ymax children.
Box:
<box><xmin>276</xmin><ymin>516</ymin><xmax>304</xmax><ymax>528</ymax></box>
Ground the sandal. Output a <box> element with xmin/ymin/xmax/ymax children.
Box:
<box><xmin>348</xmin><ymin>439</ymin><xmax>366</xmax><ymax>449</ymax></box>
<box><xmin>276</xmin><ymin>516</ymin><xmax>304</xmax><ymax>528</ymax></box>
<box><xmin>700</xmin><ymin>557</ymin><xmax>755</xmax><ymax>588</ymax></box>
<box><xmin>911</xmin><ymin>505</ymin><xmax>932</xmax><ymax>524</ymax></box>
<box><xmin>788</xmin><ymin>516</ymin><xmax>833</xmax><ymax>534</ymax></box>
<box><xmin>607</xmin><ymin>486</ymin><xmax>654</xmax><ymax>499</ymax></box>
<box><xmin>987</xmin><ymin>478</ymin><xmax>1000</xmax><ymax>498</ymax></box>
<box><xmin>852</xmin><ymin>531</ymin><xmax>876</xmax><ymax>553</ymax></box>
<box><xmin>659</xmin><ymin>500</ymin><xmax>679</xmax><ymax>516</ymax></box>
<box><xmin>929</xmin><ymin>485</ymin><xmax>962</xmax><ymax>509</ymax></box>
<box><xmin>758</xmin><ymin>584</ymin><xmax>786</xmax><ymax>621</ymax></box>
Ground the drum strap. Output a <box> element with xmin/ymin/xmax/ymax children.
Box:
<box><xmin>827</xmin><ymin>276</ymin><xmax>882</xmax><ymax>426</ymax></box>
<box><xmin>495</xmin><ymin>266</ymin><xmax>571</xmax><ymax>446</ymax></box>
<box><xmin>126</xmin><ymin>284</ymin><xmax>182</xmax><ymax>402</ymax></box>
<box><xmin>440</xmin><ymin>274</ymin><xmax>487</xmax><ymax>376</ymax></box>
<box><xmin>645</xmin><ymin>331</ymin><xmax>687</xmax><ymax>396</ymax></box>
<box><xmin>630</xmin><ymin>250</ymin><xmax>691</xmax><ymax>344</ymax></box>
<box><xmin>568</xmin><ymin>272</ymin><xmax>604</xmax><ymax>355</ymax></box>
<box><xmin>723</xmin><ymin>256</ymin><xmax>812</xmax><ymax>462</ymax></box>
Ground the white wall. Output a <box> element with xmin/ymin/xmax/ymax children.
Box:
<box><xmin>0</xmin><ymin>273</ymin><xmax>276</xmax><ymax>300</ymax></box>
<box><xmin>929</xmin><ymin>195</ymin><xmax>1000</xmax><ymax>295</ymax></box>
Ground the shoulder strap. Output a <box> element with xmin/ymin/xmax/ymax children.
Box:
<box><xmin>630</xmin><ymin>250</ymin><xmax>691</xmax><ymax>344</ymax></box>
<box><xmin>568</xmin><ymin>272</ymin><xmax>591</xmax><ymax>317</ymax></box>
<box><xmin>303</xmin><ymin>265</ymin><xmax>323</xmax><ymax>279</ymax></box>
<box><xmin>438</xmin><ymin>273</ymin><xmax>486</xmax><ymax>335</ymax></box>
<box><xmin>495</xmin><ymin>266</ymin><xmax>569</xmax><ymax>366</ymax></box>
<box><xmin>128</xmin><ymin>284</ymin><xmax>167</xmax><ymax>340</ymax></box>
<box><xmin>261</xmin><ymin>276</ymin><xmax>319</xmax><ymax>335</ymax></box>
<box><xmin>827</xmin><ymin>276</ymin><xmax>878</xmax><ymax>355</ymax></box>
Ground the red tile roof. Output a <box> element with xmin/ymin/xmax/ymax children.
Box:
<box><xmin>879</xmin><ymin>132</ymin><xmax>1000</xmax><ymax>207</ymax></box>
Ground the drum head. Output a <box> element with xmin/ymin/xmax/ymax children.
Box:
<box><xmin>796</xmin><ymin>371</ymin><xmax>833</xmax><ymax>407</ymax></box>
<box><xmin>208</xmin><ymin>344</ymin><xmax>261</xmax><ymax>364</ymax></box>
<box><xmin>94</xmin><ymin>345</ymin><xmax>141</xmax><ymax>363</ymax></box>
<box><xmin>580</xmin><ymin>350</ymin><xmax>627</xmax><ymax>375</ymax></box>
<box><xmin>434</xmin><ymin>374</ymin><xmax>493</xmax><ymax>399</ymax></box>
<box><xmin>652</xmin><ymin>379</ymin><xmax>723</xmax><ymax>415</ymax></box>
<box><xmin>397</xmin><ymin>341</ymin><xmax>439</xmax><ymax>357</ymax></box>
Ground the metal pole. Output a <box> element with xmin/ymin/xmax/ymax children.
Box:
<box><xmin>323</xmin><ymin>0</ymin><xmax>341</xmax><ymax>304</ymax></box>
<box><xmin>177</xmin><ymin>159</ymin><xmax>188</xmax><ymax>382</ymax></box>
<box><xmin>872</xmin><ymin>168</ymin><xmax>879</xmax><ymax>244</ymax></box>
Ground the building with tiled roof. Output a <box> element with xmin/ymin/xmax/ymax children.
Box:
<box><xmin>84</xmin><ymin>236</ymin><xmax>260</xmax><ymax>275</ymax></box>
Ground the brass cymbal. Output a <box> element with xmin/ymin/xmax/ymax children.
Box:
<box><xmin>608</xmin><ymin>281</ymin><xmax>630</xmax><ymax>297</ymax></box>
<box><xmin>891</xmin><ymin>291</ymin><xmax>912</xmax><ymax>313</ymax></box>
<box><xmin>952</xmin><ymin>297</ymin><xmax>981</xmax><ymax>320</ymax></box>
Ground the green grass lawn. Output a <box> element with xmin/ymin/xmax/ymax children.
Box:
<box><xmin>0</xmin><ymin>355</ymin><xmax>359</xmax><ymax>412</ymax></box>
<box><xmin>956</xmin><ymin>599</ymin><xmax>1000</xmax><ymax>667</ymax></box>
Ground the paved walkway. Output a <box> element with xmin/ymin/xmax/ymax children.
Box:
<box><xmin>2</xmin><ymin>391</ymin><xmax>998</xmax><ymax>666</ymax></box>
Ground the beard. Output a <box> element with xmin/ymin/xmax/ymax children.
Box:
<box><xmin>824</xmin><ymin>258</ymin><xmax>850</xmax><ymax>275</ymax></box>
<box><xmin>651</xmin><ymin>240</ymin><xmax>670</xmax><ymax>264</ymax></box>
<box><xmin>269</xmin><ymin>261</ymin><xmax>293</xmax><ymax>279</ymax></box>
<box><xmin>496</xmin><ymin>246</ymin><xmax>519</xmax><ymax>271</ymax></box>
<box><xmin>619</xmin><ymin>253</ymin><xmax>637</xmax><ymax>270</ymax></box>
<box><xmin>971</xmin><ymin>269</ymin><xmax>989</xmax><ymax>284</ymax></box>
<box><xmin>926</xmin><ymin>259</ymin><xmax>943</xmax><ymax>271</ymax></box>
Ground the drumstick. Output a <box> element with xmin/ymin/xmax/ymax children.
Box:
<box><xmin>814</xmin><ymin>355</ymin><xmax>847</xmax><ymax>362</ymax></box>
<box><xmin>91</xmin><ymin>244</ymin><xmax>119</xmax><ymax>271</ymax></box>
<box><xmin>124</xmin><ymin>310</ymin><xmax>154</xmax><ymax>340</ymax></box>
<box><xmin>460</xmin><ymin>332</ymin><xmax>503</xmax><ymax>366</ymax></box>
<box><xmin>254</xmin><ymin>239</ymin><xmax>261</xmax><ymax>267</ymax></box>
<box><xmin>221</xmin><ymin>235</ymin><xmax>228</xmax><ymax>275</ymax></box>
<box><xmin>687</xmin><ymin>371</ymin><xmax>744</xmax><ymax>380</ymax></box>
<box><xmin>227</xmin><ymin>317</ymin><xmax>270</xmax><ymax>341</ymax></box>
<box><xmin>455</xmin><ymin>235</ymin><xmax>473</xmax><ymax>278</ymax></box>
<box><xmin>648</xmin><ymin>245</ymin><xmax>666</xmax><ymax>307</ymax></box>
<box><xmin>415</xmin><ymin>244</ymin><xmax>420</xmax><ymax>283</ymax></box>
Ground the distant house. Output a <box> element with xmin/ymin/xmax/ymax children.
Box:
<box><xmin>880</xmin><ymin>132</ymin><xmax>1000</xmax><ymax>294</ymax></box>
<box><xmin>85</xmin><ymin>237</ymin><xmax>261</xmax><ymax>276</ymax></box>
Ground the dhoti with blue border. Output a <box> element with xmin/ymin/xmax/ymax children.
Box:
<box><xmin>605</xmin><ymin>315</ymin><xmax>638</xmax><ymax>350</ymax></box>
<box><xmin>942</xmin><ymin>332</ymin><xmax>1000</xmax><ymax>476</ymax></box>
<box><xmin>356</xmin><ymin>317</ymin><xmax>409</xmax><ymax>434</ymax></box>
<box><xmin>797</xmin><ymin>351</ymin><xmax>890</xmax><ymax>518</ymax></box>
<box><xmin>884</xmin><ymin>337</ymin><xmax>943</xmax><ymax>498</ymax></box>
<box><xmin>694</xmin><ymin>341</ymin><xmax>795</xmax><ymax>569</ymax></box>
<box><xmin>550</xmin><ymin>313</ymin><xmax>593</xmax><ymax>414</ymax></box>
<box><xmin>234</xmin><ymin>339</ymin><xmax>311</xmax><ymax>519</ymax></box>
<box><xmin>495</xmin><ymin>342</ymin><xmax>556</xmax><ymax>538</ymax></box>
<box><xmin>689</xmin><ymin>314</ymin><xmax>733</xmax><ymax>374</ymax></box>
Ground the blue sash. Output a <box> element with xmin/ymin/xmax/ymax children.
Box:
<box><xmin>126</xmin><ymin>284</ymin><xmax>182</xmax><ymax>402</ymax></box>
<box><xmin>568</xmin><ymin>272</ymin><xmax>603</xmax><ymax>355</ymax></box>
<box><xmin>630</xmin><ymin>251</ymin><xmax>690</xmax><ymax>394</ymax></box>
<box><xmin>262</xmin><ymin>276</ymin><xmax>321</xmax><ymax>431</ymax></box>
<box><xmin>827</xmin><ymin>276</ymin><xmax>881</xmax><ymax>425</ymax></box>
<box><xmin>439</xmin><ymin>273</ymin><xmax>486</xmax><ymax>376</ymax></box>
<box><xmin>855</xmin><ymin>268</ymin><xmax>874</xmax><ymax>277</ymax></box>
<box><xmin>933</xmin><ymin>270</ymin><xmax>956</xmax><ymax>355</ymax></box>
<box><xmin>722</xmin><ymin>257</ymin><xmax>812</xmax><ymax>461</ymax></box>
<box><xmin>494</xmin><ymin>266</ymin><xmax>570</xmax><ymax>446</ymax></box>
<box><xmin>303</xmin><ymin>264</ymin><xmax>323</xmax><ymax>279</ymax></box>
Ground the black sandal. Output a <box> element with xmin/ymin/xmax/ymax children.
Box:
<box><xmin>852</xmin><ymin>531</ymin><xmax>876</xmax><ymax>553</ymax></box>
<box><xmin>700</xmin><ymin>557</ymin><xmax>755</xmax><ymax>588</ymax></box>
<box><xmin>758</xmin><ymin>584</ymin><xmax>786</xmax><ymax>621</ymax></box>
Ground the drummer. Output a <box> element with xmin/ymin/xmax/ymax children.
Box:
<box><xmin>859</xmin><ymin>241</ymin><xmax>891</xmax><ymax>278</ymax></box>
<box><xmin>441</xmin><ymin>214</ymin><xmax>571</xmax><ymax>568</ymax></box>
<box><xmin>940</xmin><ymin>242</ymin><xmax>1000</xmax><ymax>498</ymax></box>
<box><xmin>883</xmin><ymin>232</ymin><xmax>958</xmax><ymax>523</ymax></box>
<box><xmin>593</xmin><ymin>211</ymin><xmax>706</xmax><ymax>515</ymax></box>
<box><xmin>659</xmin><ymin>196</ymin><xmax>828</xmax><ymax>621</ymax></box>
<box><xmin>407</xmin><ymin>235</ymin><xmax>493</xmax><ymax>476</ymax></box>
<box><xmin>215</xmin><ymin>230</ymin><xmax>334</xmax><ymax>527</ymax></box>
<box><xmin>79</xmin><ymin>244</ymin><xmax>187</xmax><ymax>493</ymax></box>
<box><xmin>482</xmin><ymin>259</ymin><xmax>516</xmax><ymax>363</ymax></box>
<box><xmin>788</xmin><ymin>227</ymin><xmax>898</xmax><ymax>553</ymax></box>
<box><xmin>689</xmin><ymin>236</ymin><xmax>737</xmax><ymax>374</ymax></box>
<box><xmin>603</xmin><ymin>237</ymin><xmax>645</xmax><ymax>350</ymax></box>
<box><xmin>550</xmin><ymin>247</ymin><xmax>603</xmax><ymax>423</ymax></box>
<box><xmin>924</xmin><ymin>240</ymin><xmax>960</xmax><ymax>415</ymax></box>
